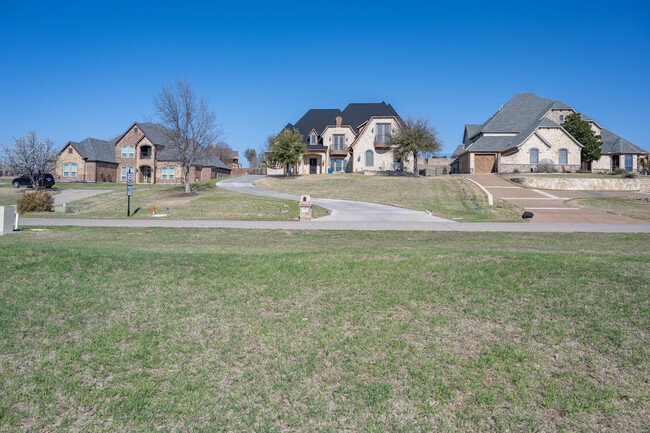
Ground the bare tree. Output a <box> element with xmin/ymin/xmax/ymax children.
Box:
<box><xmin>244</xmin><ymin>148</ymin><xmax>259</xmax><ymax>168</ymax></box>
<box><xmin>208</xmin><ymin>141</ymin><xmax>237</xmax><ymax>167</ymax></box>
<box><xmin>153</xmin><ymin>80</ymin><xmax>221</xmax><ymax>193</ymax></box>
<box><xmin>1</xmin><ymin>131</ymin><xmax>57</xmax><ymax>189</ymax></box>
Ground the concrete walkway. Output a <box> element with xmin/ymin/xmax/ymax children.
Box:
<box><xmin>19</xmin><ymin>217</ymin><xmax>650</xmax><ymax>233</ymax></box>
<box><xmin>218</xmin><ymin>175</ymin><xmax>450</xmax><ymax>222</ymax></box>
<box><xmin>465</xmin><ymin>174</ymin><xmax>644</xmax><ymax>223</ymax></box>
<box><xmin>52</xmin><ymin>189</ymin><xmax>112</xmax><ymax>206</ymax></box>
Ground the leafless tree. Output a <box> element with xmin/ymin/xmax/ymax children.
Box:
<box><xmin>153</xmin><ymin>80</ymin><xmax>222</xmax><ymax>193</ymax></box>
<box><xmin>208</xmin><ymin>141</ymin><xmax>238</xmax><ymax>167</ymax></box>
<box><xmin>1</xmin><ymin>131</ymin><xmax>57</xmax><ymax>189</ymax></box>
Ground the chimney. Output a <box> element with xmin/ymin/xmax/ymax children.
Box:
<box><xmin>335</xmin><ymin>116</ymin><xmax>342</xmax><ymax>127</ymax></box>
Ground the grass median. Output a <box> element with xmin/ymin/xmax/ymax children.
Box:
<box><xmin>1</xmin><ymin>228</ymin><xmax>648</xmax><ymax>431</ymax></box>
<box><xmin>255</xmin><ymin>174</ymin><xmax>523</xmax><ymax>222</ymax></box>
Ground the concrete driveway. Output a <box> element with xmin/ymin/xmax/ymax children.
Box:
<box><xmin>218</xmin><ymin>175</ymin><xmax>451</xmax><ymax>223</ymax></box>
<box><xmin>52</xmin><ymin>189</ymin><xmax>112</xmax><ymax>206</ymax></box>
<box><xmin>465</xmin><ymin>174</ymin><xmax>645</xmax><ymax>223</ymax></box>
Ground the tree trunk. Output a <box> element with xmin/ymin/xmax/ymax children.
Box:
<box><xmin>413</xmin><ymin>151</ymin><xmax>418</xmax><ymax>175</ymax></box>
<box><xmin>184</xmin><ymin>168</ymin><xmax>191</xmax><ymax>193</ymax></box>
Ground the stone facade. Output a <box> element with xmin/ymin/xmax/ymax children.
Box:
<box><xmin>592</xmin><ymin>154</ymin><xmax>639</xmax><ymax>172</ymax></box>
<box><xmin>512</xmin><ymin>176</ymin><xmax>642</xmax><ymax>191</ymax></box>
<box><xmin>351</xmin><ymin>118</ymin><xmax>414</xmax><ymax>173</ymax></box>
<box><xmin>498</xmin><ymin>127</ymin><xmax>582</xmax><ymax>173</ymax></box>
<box><xmin>55</xmin><ymin>144</ymin><xmax>86</xmax><ymax>181</ymax></box>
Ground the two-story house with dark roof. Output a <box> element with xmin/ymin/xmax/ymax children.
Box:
<box><xmin>55</xmin><ymin>122</ymin><xmax>231</xmax><ymax>183</ymax></box>
<box><xmin>275</xmin><ymin>102</ymin><xmax>412</xmax><ymax>175</ymax></box>
<box><xmin>451</xmin><ymin>93</ymin><xmax>648</xmax><ymax>174</ymax></box>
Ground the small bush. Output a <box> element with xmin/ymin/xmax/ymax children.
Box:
<box><xmin>513</xmin><ymin>169</ymin><xmax>519</xmax><ymax>173</ymax></box>
<box><xmin>442</xmin><ymin>167</ymin><xmax>448</xmax><ymax>175</ymax></box>
<box><xmin>623</xmin><ymin>171</ymin><xmax>637</xmax><ymax>178</ymax></box>
<box><xmin>536</xmin><ymin>159</ymin><xmax>556</xmax><ymax>173</ymax></box>
<box><xmin>17</xmin><ymin>190</ymin><xmax>54</xmax><ymax>213</ymax></box>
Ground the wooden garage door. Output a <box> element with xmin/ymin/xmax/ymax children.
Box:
<box><xmin>475</xmin><ymin>155</ymin><xmax>495</xmax><ymax>174</ymax></box>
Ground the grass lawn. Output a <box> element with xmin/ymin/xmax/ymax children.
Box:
<box><xmin>17</xmin><ymin>179</ymin><xmax>328</xmax><ymax>221</ymax></box>
<box><xmin>255</xmin><ymin>174</ymin><xmax>523</xmax><ymax>222</ymax></box>
<box><xmin>1</xmin><ymin>228</ymin><xmax>648</xmax><ymax>432</ymax></box>
<box><xmin>0</xmin><ymin>187</ymin><xmax>61</xmax><ymax>206</ymax></box>
<box><xmin>567</xmin><ymin>197</ymin><xmax>650</xmax><ymax>222</ymax></box>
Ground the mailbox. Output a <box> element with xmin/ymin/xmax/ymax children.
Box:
<box><xmin>0</xmin><ymin>205</ymin><xmax>17</xmax><ymax>234</ymax></box>
<box><xmin>299</xmin><ymin>194</ymin><xmax>312</xmax><ymax>221</ymax></box>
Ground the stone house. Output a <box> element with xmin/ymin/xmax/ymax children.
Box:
<box><xmin>55</xmin><ymin>122</ymin><xmax>231</xmax><ymax>183</ymax></box>
<box><xmin>274</xmin><ymin>102</ymin><xmax>414</xmax><ymax>175</ymax></box>
<box><xmin>451</xmin><ymin>93</ymin><xmax>648</xmax><ymax>174</ymax></box>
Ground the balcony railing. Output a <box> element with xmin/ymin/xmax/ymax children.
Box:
<box><xmin>374</xmin><ymin>136</ymin><xmax>391</xmax><ymax>148</ymax></box>
<box><xmin>329</xmin><ymin>146</ymin><xmax>348</xmax><ymax>156</ymax></box>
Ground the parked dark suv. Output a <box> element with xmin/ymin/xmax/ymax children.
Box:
<box><xmin>12</xmin><ymin>174</ymin><xmax>55</xmax><ymax>188</ymax></box>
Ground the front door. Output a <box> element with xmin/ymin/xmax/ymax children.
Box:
<box><xmin>475</xmin><ymin>154</ymin><xmax>495</xmax><ymax>174</ymax></box>
<box><xmin>612</xmin><ymin>155</ymin><xmax>620</xmax><ymax>170</ymax></box>
<box><xmin>309</xmin><ymin>158</ymin><xmax>317</xmax><ymax>174</ymax></box>
<box><xmin>140</xmin><ymin>166</ymin><xmax>152</xmax><ymax>183</ymax></box>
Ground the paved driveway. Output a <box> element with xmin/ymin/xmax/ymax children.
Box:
<box><xmin>218</xmin><ymin>175</ymin><xmax>450</xmax><ymax>223</ymax></box>
<box><xmin>465</xmin><ymin>174</ymin><xmax>645</xmax><ymax>223</ymax></box>
<box><xmin>52</xmin><ymin>189</ymin><xmax>112</xmax><ymax>206</ymax></box>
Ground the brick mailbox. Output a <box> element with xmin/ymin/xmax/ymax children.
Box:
<box><xmin>299</xmin><ymin>194</ymin><xmax>312</xmax><ymax>221</ymax></box>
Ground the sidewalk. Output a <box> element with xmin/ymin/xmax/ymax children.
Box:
<box><xmin>19</xmin><ymin>217</ymin><xmax>650</xmax><ymax>233</ymax></box>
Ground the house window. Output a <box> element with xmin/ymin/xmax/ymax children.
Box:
<box><xmin>333</xmin><ymin>135</ymin><xmax>345</xmax><ymax>150</ymax></box>
<box><xmin>161</xmin><ymin>168</ymin><xmax>167</xmax><ymax>179</ymax></box>
<box><xmin>559</xmin><ymin>149</ymin><xmax>567</xmax><ymax>165</ymax></box>
<box><xmin>530</xmin><ymin>149</ymin><xmax>539</xmax><ymax>164</ymax></box>
<box><xmin>625</xmin><ymin>154</ymin><xmax>633</xmax><ymax>171</ymax></box>
<box><xmin>331</xmin><ymin>159</ymin><xmax>346</xmax><ymax>172</ymax></box>
<box><xmin>376</xmin><ymin>124</ymin><xmax>391</xmax><ymax>143</ymax></box>
<box><xmin>559</xmin><ymin>115</ymin><xmax>564</xmax><ymax>122</ymax></box>
<box><xmin>366</xmin><ymin>150</ymin><xmax>374</xmax><ymax>166</ymax></box>
<box><xmin>311</xmin><ymin>135</ymin><xmax>316</xmax><ymax>144</ymax></box>
<box><xmin>162</xmin><ymin>167</ymin><xmax>174</xmax><ymax>180</ymax></box>
<box><xmin>122</xmin><ymin>146</ymin><xmax>128</xmax><ymax>158</ymax></box>
<box><xmin>121</xmin><ymin>166</ymin><xmax>133</xmax><ymax>181</ymax></box>
<box><xmin>128</xmin><ymin>146</ymin><xmax>135</xmax><ymax>158</ymax></box>
<box><xmin>70</xmin><ymin>164</ymin><xmax>77</xmax><ymax>177</ymax></box>
<box><xmin>63</xmin><ymin>164</ymin><xmax>69</xmax><ymax>177</ymax></box>
<box><xmin>68</xmin><ymin>147</ymin><xmax>73</xmax><ymax>154</ymax></box>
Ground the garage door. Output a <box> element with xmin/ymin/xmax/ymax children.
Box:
<box><xmin>475</xmin><ymin>155</ymin><xmax>495</xmax><ymax>174</ymax></box>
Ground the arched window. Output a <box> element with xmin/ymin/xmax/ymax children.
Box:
<box><xmin>559</xmin><ymin>149</ymin><xmax>567</xmax><ymax>165</ymax></box>
<box><xmin>530</xmin><ymin>149</ymin><xmax>539</xmax><ymax>164</ymax></box>
<box><xmin>365</xmin><ymin>150</ymin><xmax>374</xmax><ymax>166</ymax></box>
<box><xmin>559</xmin><ymin>115</ymin><xmax>564</xmax><ymax>122</ymax></box>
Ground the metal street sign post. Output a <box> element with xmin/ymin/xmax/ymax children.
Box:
<box><xmin>126</xmin><ymin>173</ymin><xmax>134</xmax><ymax>217</ymax></box>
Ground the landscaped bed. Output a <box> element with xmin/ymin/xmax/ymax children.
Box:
<box><xmin>1</xmin><ymin>228</ymin><xmax>648</xmax><ymax>431</ymax></box>
<box><xmin>255</xmin><ymin>174</ymin><xmax>522</xmax><ymax>222</ymax></box>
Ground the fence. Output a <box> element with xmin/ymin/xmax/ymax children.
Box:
<box><xmin>230</xmin><ymin>167</ymin><xmax>267</xmax><ymax>176</ymax></box>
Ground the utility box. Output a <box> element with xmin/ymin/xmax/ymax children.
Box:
<box><xmin>299</xmin><ymin>194</ymin><xmax>312</xmax><ymax>221</ymax></box>
<box><xmin>0</xmin><ymin>206</ymin><xmax>17</xmax><ymax>234</ymax></box>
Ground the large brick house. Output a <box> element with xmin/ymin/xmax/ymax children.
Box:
<box><xmin>55</xmin><ymin>122</ymin><xmax>231</xmax><ymax>183</ymax></box>
<box><xmin>451</xmin><ymin>93</ymin><xmax>648</xmax><ymax>174</ymax></box>
<box><xmin>273</xmin><ymin>102</ymin><xmax>413</xmax><ymax>175</ymax></box>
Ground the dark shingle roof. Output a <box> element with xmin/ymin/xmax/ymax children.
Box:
<box><xmin>463</xmin><ymin>136</ymin><xmax>514</xmax><ymax>153</ymax></box>
<box><xmin>551</xmin><ymin>100</ymin><xmax>572</xmax><ymax>110</ymax></box>
<box><xmin>600</xmin><ymin>129</ymin><xmax>648</xmax><ymax>154</ymax></box>
<box><xmin>342</xmin><ymin>102</ymin><xmax>401</xmax><ymax>131</ymax></box>
<box><xmin>451</xmin><ymin>145</ymin><xmax>465</xmax><ymax>158</ymax></box>
<box><xmin>464</xmin><ymin>124</ymin><xmax>482</xmax><ymax>141</ymax></box>
<box><xmin>67</xmin><ymin>137</ymin><xmax>117</xmax><ymax>163</ymax></box>
<box><xmin>291</xmin><ymin>109</ymin><xmax>346</xmax><ymax>143</ymax></box>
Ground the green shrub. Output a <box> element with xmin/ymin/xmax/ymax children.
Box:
<box><xmin>17</xmin><ymin>190</ymin><xmax>54</xmax><ymax>213</ymax></box>
<box><xmin>513</xmin><ymin>169</ymin><xmax>519</xmax><ymax>173</ymax></box>
<box><xmin>442</xmin><ymin>167</ymin><xmax>448</xmax><ymax>175</ymax></box>
<box><xmin>623</xmin><ymin>171</ymin><xmax>637</xmax><ymax>178</ymax></box>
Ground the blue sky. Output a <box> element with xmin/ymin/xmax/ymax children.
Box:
<box><xmin>1</xmin><ymin>1</ymin><xmax>649</xmax><ymax>158</ymax></box>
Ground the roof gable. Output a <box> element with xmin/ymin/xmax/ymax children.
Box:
<box><xmin>342</xmin><ymin>102</ymin><xmax>401</xmax><ymax>131</ymax></box>
<box><xmin>62</xmin><ymin>137</ymin><xmax>117</xmax><ymax>163</ymax></box>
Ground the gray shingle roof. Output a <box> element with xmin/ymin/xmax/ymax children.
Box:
<box><xmin>600</xmin><ymin>129</ymin><xmax>648</xmax><ymax>154</ymax></box>
<box><xmin>342</xmin><ymin>102</ymin><xmax>401</xmax><ymax>131</ymax></box>
<box><xmin>451</xmin><ymin>145</ymin><xmax>465</xmax><ymax>158</ymax></box>
<box><xmin>462</xmin><ymin>92</ymin><xmax>647</xmax><ymax>157</ymax></box>
<box><xmin>478</xmin><ymin>93</ymin><xmax>555</xmax><ymax>133</ymax></box>
<box><xmin>66</xmin><ymin>137</ymin><xmax>117</xmax><ymax>163</ymax></box>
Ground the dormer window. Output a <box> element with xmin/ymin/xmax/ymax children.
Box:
<box><xmin>311</xmin><ymin>134</ymin><xmax>316</xmax><ymax>144</ymax></box>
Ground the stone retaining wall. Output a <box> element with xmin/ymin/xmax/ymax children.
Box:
<box><xmin>509</xmin><ymin>177</ymin><xmax>642</xmax><ymax>191</ymax></box>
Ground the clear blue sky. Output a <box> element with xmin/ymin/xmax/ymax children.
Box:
<box><xmin>1</xmin><ymin>1</ymin><xmax>649</xmax><ymax>158</ymax></box>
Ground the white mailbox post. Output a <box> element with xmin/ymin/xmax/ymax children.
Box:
<box><xmin>0</xmin><ymin>205</ymin><xmax>17</xmax><ymax>234</ymax></box>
